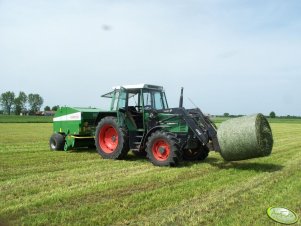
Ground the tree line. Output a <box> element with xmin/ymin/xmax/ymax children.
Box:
<box><xmin>0</xmin><ymin>91</ymin><xmax>58</xmax><ymax>115</ymax></box>
<box><xmin>222</xmin><ymin>111</ymin><xmax>301</xmax><ymax>118</ymax></box>
<box><xmin>223</xmin><ymin>112</ymin><xmax>277</xmax><ymax>118</ymax></box>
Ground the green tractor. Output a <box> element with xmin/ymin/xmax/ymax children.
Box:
<box><xmin>50</xmin><ymin>84</ymin><xmax>272</xmax><ymax>166</ymax></box>
<box><xmin>94</xmin><ymin>84</ymin><xmax>220</xmax><ymax>166</ymax></box>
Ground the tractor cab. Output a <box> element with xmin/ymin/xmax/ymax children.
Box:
<box><xmin>102</xmin><ymin>84</ymin><xmax>168</xmax><ymax>131</ymax></box>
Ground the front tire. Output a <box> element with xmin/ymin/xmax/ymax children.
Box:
<box><xmin>146</xmin><ymin>131</ymin><xmax>182</xmax><ymax>166</ymax></box>
<box><xmin>95</xmin><ymin>117</ymin><xmax>129</xmax><ymax>159</ymax></box>
<box><xmin>49</xmin><ymin>133</ymin><xmax>65</xmax><ymax>151</ymax></box>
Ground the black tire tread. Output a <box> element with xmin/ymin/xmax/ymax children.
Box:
<box><xmin>49</xmin><ymin>133</ymin><xmax>65</xmax><ymax>151</ymax></box>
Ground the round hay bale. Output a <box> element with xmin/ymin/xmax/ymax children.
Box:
<box><xmin>217</xmin><ymin>113</ymin><xmax>273</xmax><ymax>161</ymax></box>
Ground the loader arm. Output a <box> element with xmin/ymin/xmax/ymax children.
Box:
<box><xmin>172</xmin><ymin>107</ymin><xmax>221</xmax><ymax>151</ymax></box>
<box><xmin>193</xmin><ymin>108</ymin><xmax>221</xmax><ymax>152</ymax></box>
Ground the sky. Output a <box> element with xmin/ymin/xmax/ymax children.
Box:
<box><xmin>0</xmin><ymin>0</ymin><xmax>300</xmax><ymax>116</ymax></box>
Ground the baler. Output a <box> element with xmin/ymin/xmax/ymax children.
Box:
<box><xmin>49</xmin><ymin>84</ymin><xmax>273</xmax><ymax>166</ymax></box>
<box><xmin>50</xmin><ymin>107</ymin><xmax>101</xmax><ymax>151</ymax></box>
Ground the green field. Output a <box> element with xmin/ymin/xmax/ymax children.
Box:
<box><xmin>0</xmin><ymin>122</ymin><xmax>301</xmax><ymax>225</ymax></box>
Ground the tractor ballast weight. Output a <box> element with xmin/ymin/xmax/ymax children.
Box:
<box><xmin>49</xmin><ymin>84</ymin><xmax>273</xmax><ymax>166</ymax></box>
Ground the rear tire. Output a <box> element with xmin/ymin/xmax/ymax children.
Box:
<box><xmin>95</xmin><ymin>117</ymin><xmax>129</xmax><ymax>159</ymax></box>
<box><xmin>146</xmin><ymin>131</ymin><xmax>182</xmax><ymax>166</ymax></box>
<box><xmin>49</xmin><ymin>133</ymin><xmax>65</xmax><ymax>151</ymax></box>
<box><xmin>183</xmin><ymin>145</ymin><xmax>209</xmax><ymax>161</ymax></box>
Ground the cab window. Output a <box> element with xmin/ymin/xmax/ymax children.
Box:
<box><xmin>143</xmin><ymin>90</ymin><xmax>166</xmax><ymax>110</ymax></box>
<box><xmin>128</xmin><ymin>92</ymin><xmax>140</xmax><ymax>107</ymax></box>
<box><xmin>154</xmin><ymin>92</ymin><xmax>164</xmax><ymax>110</ymax></box>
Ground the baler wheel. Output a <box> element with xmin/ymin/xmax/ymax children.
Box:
<box><xmin>146</xmin><ymin>131</ymin><xmax>182</xmax><ymax>166</ymax></box>
<box><xmin>95</xmin><ymin>117</ymin><xmax>129</xmax><ymax>159</ymax></box>
<box><xmin>49</xmin><ymin>133</ymin><xmax>65</xmax><ymax>151</ymax></box>
<box><xmin>183</xmin><ymin>145</ymin><xmax>209</xmax><ymax>161</ymax></box>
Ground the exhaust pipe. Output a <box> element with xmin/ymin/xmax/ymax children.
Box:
<box><xmin>179</xmin><ymin>87</ymin><xmax>184</xmax><ymax>108</ymax></box>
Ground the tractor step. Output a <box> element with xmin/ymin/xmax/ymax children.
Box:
<box><xmin>129</xmin><ymin>131</ymin><xmax>144</xmax><ymax>150</ymax></box>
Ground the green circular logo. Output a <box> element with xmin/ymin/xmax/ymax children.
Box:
<box><xmin>267</xmin><ymin>207</ymin><xmax>298</xmax><ymax>224</ymax></box>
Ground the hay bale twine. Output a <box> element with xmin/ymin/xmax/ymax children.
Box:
<box><xmin>217</xmin><ymin>113</ymin><xmax>273</xmax><ymax>161</ymax></box>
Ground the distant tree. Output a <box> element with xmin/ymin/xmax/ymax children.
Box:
<box><xmin>52</xmin><ymin>105</ymin><xmax>59</xmax><ymax>111</ymax></box>
<box><xmin>44</xmin><ymin>106</ymin><xmax>51</xmax><ymax>111</ymax></box>
<box><xmin>28</xmin><ymin>93</ymin><xmax>44</xmax><ymax>114</ymax></box>
<box><xmin>224</xmin><ymin>113</ymin><xmax>230</xmax><ymax>117</ymax></box>
<box><xmin>14</xmin><ymin>91</ymin><xmax>27</xmax><ymax>115</ymax></box>
<box><xmin>0</xmin><ymin>91</ymin><xmax>15</xmax><ymax>115</ymax></box>
<box><xmin>270</xmin><ymin>111</ymin><xmax>276</xmax><ymax>118</ymax></box>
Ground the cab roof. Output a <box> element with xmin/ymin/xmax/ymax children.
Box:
<box><xmin>102</xmin><ymin>84</ymin><xmax>164</xmax><ymax>98</ymax></box>
<box><xmin>112</xmin><ymin>84</ymin><xmax>163</xmax><ymax>90</ymax></box>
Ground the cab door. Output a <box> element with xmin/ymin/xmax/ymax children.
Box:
<box><xmin>142</xmin><ymin>90</ymin><xmax>155</xmax><ymax>130</ymax></box>
<box><xmin>116</xmin><ymin>87</ymin><xmax>127</xmax><ymax>126</ymax></box>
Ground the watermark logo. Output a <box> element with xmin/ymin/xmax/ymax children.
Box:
<box><xmin>267</xmin><ymin>207</ymin><xmax>298</xmax><ymax>225</ymax></box>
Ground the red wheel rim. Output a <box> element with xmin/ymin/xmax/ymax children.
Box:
<box><xmin>152</xmin><ymin>139</ymin><xmax>170</xmax><ymax>161</ymax></box>
<box><xmin>99</xmin><ymin>125</ymin><xmax>118</xmax><ymax>153</ymax></box>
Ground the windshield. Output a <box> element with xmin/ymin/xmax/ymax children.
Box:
<box><xmin>143</xmin><ymin>90</ymin><xmax>168</xmax><ymax>110</ymax></box>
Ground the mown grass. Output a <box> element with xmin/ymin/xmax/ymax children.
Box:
<box><xmin>0</xmin><ymin>123</ymin><xmax>300</xmax><ymax>225</ymax></box>
<box><xmin>0</xmin><ymin>115</ymin><xmax>53</xmax><ymax>123</ymax></box>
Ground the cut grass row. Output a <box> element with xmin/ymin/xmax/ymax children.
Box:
<box><xmin>0</xmin><ymin>123</ymin><xmax>300</xmax><ymax>225</ymax></box>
